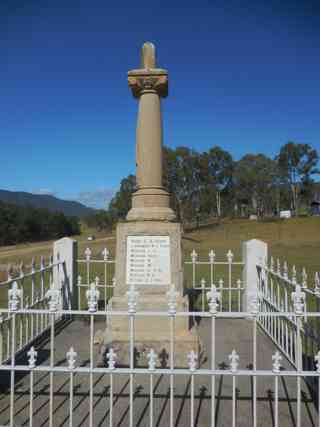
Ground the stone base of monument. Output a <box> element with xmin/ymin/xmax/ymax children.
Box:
<box><xmin>99</xmin><ymin>220</ymin><xmax>203</xmax><ymax>367</ymax></box>
<box><xmin>100</xmin><ymin>295</ymin><xmax>202</xmax><ymax>368</ymax></box>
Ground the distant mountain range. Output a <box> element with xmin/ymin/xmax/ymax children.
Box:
<box><xmin>0</xmin><ymin>189</ymin><xmax>96</xmax><ymax>217</ymax></box>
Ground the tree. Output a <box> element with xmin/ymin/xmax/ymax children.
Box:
<box><xmin>201</xmin><ymin>146</ymin><xmax>233</xmax><ymax>217</ymax></box>
<box><xmin>233</xmin><ymin>154</ymin><xmax>277</xmax><ymax>217</ymax></box>
<box><xmin>277</xmin><ymin>142</ymin><xmax>319</xmax><ymax>213</ymax></box>
<box><xmin>163</xmin><ymin>146</ymin><xmax>202</xmax><ymax>224</ymax></box>
<box><xmin>109</xmin><ymin>174</ymin><xmax>136</xmax><ymax>220</ymax></box>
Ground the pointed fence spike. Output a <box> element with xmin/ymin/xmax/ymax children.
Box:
<box><xmin>27</xmin><ymin>346</ymin><xmax>38</xmax><ymax>368</ymax></box>
<box><xmin>229</xmin><ymin>349</ymin><xmax>239</xmax><ymax>372</ymax></box>
<box><xmin>283</xmin><ymin>261</ymin><xmax>288</xmax><ymax>279</ymax></box>
<box><xmin>272</xmin><ymin>351</ymin><xmax>282</xmax><ymax>373</ymax></box>
<box><xmin>167</xmin><ymin>284</ymin><xmax>178</xmax><ymax>316</ymax></box>
<box><xmin>147</xmin><ymin>348</ymin><xmax>158</xmax><ymax>371</ymax></box>
<box><xmin>207</xmin><ymin>284</ymin><xmax>221</xmax><ymax>315</ymax></box>
<box><xmin>8</xmin><ymin>281</ymin><xmax>23</xmax><ymax>311</ymax></box>
<box><xmin>66</xmin><ymin>347</ymin><xmax>77</xmax><ymax>369</ymax></box>
<box><xmin>86</xmin><ymin>281</ymin><xmax>100</xmax><ymax>312</ymax></box>
<box><xmin>187</xmin><ymin>350</ymin><xmax>198</xmax><ymax>371</ymax></box>
<box><xmin>106</xmin><ymin>348</ymin><xmax>117</xmax><ymax>369</ymax></box>
<box><xmin>102</xmin><ymin>248</ymin><xmax>109</xmax><ymax>260</ymax></box>
<box><xmin>209</xmin><ymin>250</ymin><xmax>215</xmax><ymax>262</ymax></box>
<box><xmin>315</xmin><ymin>351</ymin><xmax>320</xmax><ymax>373</ymax></box>
<box><xmin>226</xmin><ymin>250</ymin><xmax>234</xmax><ymax>263</ymax></box>
<box><xmin>191</xmin><ymin>249</ymin><xmax>198</xmax><ymax>262</ymax></box>
<box><xmin>314</xmin><ymin>272</ymin><xmax>320</xmax><ymax>296</ymax></box>
<box><xmin>301</xmin><ymin>268</ymin><xmax>307</xmax><ymax>289</ymax></box>
<box><xmin>85</xmin><ymin>247</ymin><xmax>92</xmax><ymax>260</ymax></box>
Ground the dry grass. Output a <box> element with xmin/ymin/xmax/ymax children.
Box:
<box><xmin>0</xmin><ymin>216</ymin><xmax>319</xmax><ymax>296</ymax></box>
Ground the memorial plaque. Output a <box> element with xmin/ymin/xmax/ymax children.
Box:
<box><xmin>126</xmin><ymin>235</ymin><xmax>171</xmax><ymax>285</ymax></box>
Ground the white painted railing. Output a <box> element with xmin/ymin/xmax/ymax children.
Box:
<box><xmin>184</xmin><ymin>249</ymin><xmax>245</xmax><ymax>311</ymax></box>
<box><xmin>257</xmin><ymin>255</ymin><xmax>320</xmax><ymax>369</ymax></box>
<box><xmin>77</xmin><ymin>247</ymin><xmax>115</xmax><ymax>309</ymax></box>
<box><xmin>0</xmin><ymin>256</ymin><xmax>63</xmax><ymax>363</ymax></box>
<box><xmin>0</xmin><ymin>279</ymin><xmax>319</xmax><ymax>427</ymax></box>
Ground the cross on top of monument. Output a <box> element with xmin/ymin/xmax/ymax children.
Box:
<box><xmin>141</xmin><ymin>42</ymin><xmax>156</xmax><ymax>69</ymax></box>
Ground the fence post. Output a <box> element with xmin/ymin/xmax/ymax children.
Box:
<box><xmin>53</xmin><ymin>237</ymin><xmax>78</xmax><ymax>310</ymax></box>
<box><xmin>242</xmin><ymin>239</ymin><xmax>268</xmax><ymax>312</ymax></box>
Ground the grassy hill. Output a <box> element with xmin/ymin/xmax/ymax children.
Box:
<box><xmin>0</xmin><ymin>189</ymin><xmax>95</xmax><ymax>217</ymax></box>
<box><xmin>0</xmin><ymin>216</ymin><xmax>319</xmax><ymax>274</ymax></box>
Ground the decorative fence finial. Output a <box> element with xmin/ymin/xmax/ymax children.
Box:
<box><xmin>209</xmin><ymin>250</ymin><xmax>215</xmax><ymax>263</ymax></box>
<box><xmin>291</xmin><ymin>265</ymin><xmax>297</xmax><ymax>284</ymax></box>
<box><xmin>229</xmin><ymin>349</ymin><xmax>239</xmax><ymax>373</ymax></box>
<box><xmin>167</xmin><ymin>284</ymin><xmax>178</xmax><ymax>316</ymax></box>
<box><xmin>301</xmin><ymin>268</ymin><xmax>307</xmax><ymax>289</ymax></box>
<box><xmin>314</xmin><ymin>272</ymin><xmax>320</xmax><ymax>297</ymax></box>
<box><xmin>291</xmin><ymin>284</ymin><xmax>306</xmax><ymax>316</ymax></box>
<box><xmin>187</xmin><ymin>350</ymin><xmax>198</xmax><ymax>371</ymax></box>
<box><xmin>27</xmin><ymin>346</ymin><xmax>38</xmax><ymax>368</ymax></box>
<box><xmin>226</xmin><ymin>250</ymin><xmax>234</xmax><ymax>263</ymax></box>
<box><xmin>67</xmin><ymin>347</ymin><xmax>77</xmax><ymax>369</ymax></box>
<box><xmin>270</xmin><ymin>257</ymin><xmax>274</xmax><ymax>273</ymax></box>
<box><xmin>106</xmin><ymin>348</ymin><xmax>117</xmax><ymax>369</ymax></box>
<box><xmin>207</xmin><ymin>284</ymin><xmax>221</xmax><ymax>315</ymax></box>
<box><xmin>77</xmin><ymin>275</ymin><xmax>82</xmax><ymax>286</ymax></box>
<box><xmin>191</xmin><ymin>249</ymin><xmax>198</xmax><ymax>263</ymax></box>
<box><xmin>86</xmin><ymin>281</ymin><xmax>100</xmax><ymax>312</ymax></box>
<box><xmin>147</xmin><ymin>348</ymin><xmax>158</xmax><ymax>371</ymax></box>
<box><xmin>8</xmin><ymin>281</ymin><xmax>23</xmax><ymax>311</ymax></box>
<box><xmin>46</xmin><ymin>288</ymin><xmax>61</xmax><ymax>312</ymax></box>
<box><xmin>102</xmin><ymin>248</ymin><xmax>109</xmax><ymax>261</ymax></box>
<box><xmin>19</xmin><ymin>261</ymin><xmax>25</xmax><ymax>278</ymax></box>
<box><xmin>283</xmin><ymin>261</ymin><xmax>288</xmax><ymax>279</ymax></box>
<box><xmin>315</xmin><ymin>351</ymin><xmax>320</xmax><ymax>373</ymax></box>
<box><xmin>85</xmin><ymin>247</ymin><xmax>92</xmax><ymax>261</ymax></box>
<box><xmin>272</xmin><ymin>351</ymin><xmax>282</xmax><ymax>373</ymax></box>
<box><xmin>126</xmin><ymin>286</ymin><xmax>139</xmax><ymax>314</ymax></box>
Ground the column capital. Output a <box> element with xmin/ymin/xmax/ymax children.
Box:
<box><xmin>128</xmin><ymin>69</ymin><xmax>168</xmax><ymax>98</ymax></box>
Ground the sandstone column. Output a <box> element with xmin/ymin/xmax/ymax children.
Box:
<box><xmin>126</xmin><ymin>42</ymin><xmax>175</xmax><ymax>221</ymax></box>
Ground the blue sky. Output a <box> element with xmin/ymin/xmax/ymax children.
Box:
<box><xmin>1</xmin><ymin>0</ymin><xmax>319</xmax><ymax>208</ymax></box>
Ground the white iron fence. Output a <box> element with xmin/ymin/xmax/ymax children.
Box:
<box><xmin>0</xmin><ymin>279</ymin><xmax>319</xmax><ymax>427</ymax></box>
<box><xmin>184</xmin><ymin>248</ymin><xmax>244</xmax><ymax>311</ymax></box>
<box><xmin>0</xmin><ymin>255</ymin><xmax>65</xmax><ymax>364</ymax></box>
<box><xmin>77</xmin><ymin>246</ymin><xmax>115</xmax><ymax>309</ymax></box>
<box><xmin>0</xmin><ymin>237</ymin><xmax>319</xmax><ymax>427</ymax></box>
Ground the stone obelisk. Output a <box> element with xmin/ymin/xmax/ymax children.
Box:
<box><xmin>126</xmin><ymin>42</ymin><xmax>175</xmax><ymax>222</ymax></box>
<box><xmin>102</xmin><ymin>43</ymin><xmax>201</xmax><ymax>367</ymax></box>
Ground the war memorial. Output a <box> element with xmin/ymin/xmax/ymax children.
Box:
<box><xmin>102</xmin><ymin>42</ymin><xmax>200</xmax><ymax>366</ymax></box>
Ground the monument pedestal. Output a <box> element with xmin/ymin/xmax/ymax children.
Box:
<box><xmin>101</xmin><ymin>220</ymin><xmax>202</xmax><ymax>367</ymax></box>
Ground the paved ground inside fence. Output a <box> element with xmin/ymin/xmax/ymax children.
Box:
<box><xmin>0</xmin><ymin>317</ymin><xmax>317</xmax><ymax>427</ymax></box>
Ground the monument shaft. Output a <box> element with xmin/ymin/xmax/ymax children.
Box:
<box><xmin>136</xmin><ymin>91</ymin><xmax>162</xmax><ymax>188</ymax></box>
<box><xmin>126</xmin><ymin>42</ymin><xmax>175</xmax><ymax>221</ymax></box>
